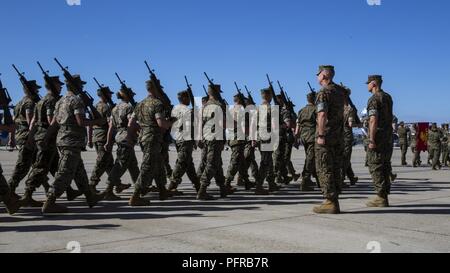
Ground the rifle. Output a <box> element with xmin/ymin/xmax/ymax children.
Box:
<box><xmin>93</xmin><ymin>77</ymin><xmax>116</xmax><ymax>108</ymax></box>
<box><xmin>0</xmin><ymin>74</ymin><xmax>14</xmax><ymax>126</ymax></box>
<box><xmin>266</xmin><ymin>74</ymin><xmax>278</xmax><ymax>106</ymax></box>
<box><xmin>12</xmin><ymin>64</ymin><xmax>41</xmax><ymax>103</ymax></box>
<box><xmin>184</xmin><ymin>76</ymin><xmax>197</xmax><ymax>145</ymax></box>
<box><xmin>204</xmin><ymin>72</ymin><xmax>228</xmax><ymax>106</ymax></box>
<box><xmin>115</xmin><ymin>73</ymin><xmax>137</xmax><ymax>107</ymax></box>
<box><xmin>54</xmin><ymin>58</ymin><xmax>101</xmax><ymax>120</ymax></box>
<box><xmin>340</xmin><ymin>82</ymin><xmax>362</xmax><ymax>125</ymax></box>
<box><xmin>37</xmin><ymin>61</ymin><xmax>61</xmax><ymax>98</ymax></box>
<box><xmin>144</xmin><ymin>60</ymin><xmax>173</xmax><ymax>112</ymax></box>
<box><xmin>244</xmin><ymin>85</ymin><xmax>256</xmax><ymax>105</ymax></box>
<box><xmin>277</xmin><ymin>81</ymin><xmax>296</xmax><ymax>116</ymax></box>
<box><xmin>202</xmin><ymin>85</ymin><xmax>208</xmax><ymax>97</ymax></box>
<box><xmin>234</xmin><ymin>82</ymin><xmax>247</xmax><ymax>107</ymax></box>
<box><xmin>307</xmin><ymin>82</ymin><xmax>316</xmax><ymax>94</ymax></box>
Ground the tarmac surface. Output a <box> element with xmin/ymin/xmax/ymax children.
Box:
<box><xmin>0</xmin><ymin>146</ymin><xmax>449</xmax><ymax>253</ymax></box>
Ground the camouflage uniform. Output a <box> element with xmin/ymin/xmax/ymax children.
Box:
<box><xmin>397</xmin><ymin>124</ymin><xmax>409</xmax><ymax>165</ymax></box>
<box><xmin>241</xmin><ymin>141</ymin><xmax>259</xmax><ymax>183</ymax></box>
<box><xmin>0</xmin><ymin>163</ymin><xmax>8</xmax><ymax>197</ymax></box>
<box><xmin>225</xmin><ymin>104</ymin><xmax>246</xmax><ymax>189</ymax></box>
<box><xmin>297</xmin><ymin>103</ymin><xmax>317</xmax><ymax>186</ymax></box>
<box><xmin>428</xmin><ymin>125</ymin><xmax>442</xmax><ymax>170</ymax></box>
<box><xmin>24</xmin><ymin>93</ymin><xmax>60</xmax><ymax>194</ymax></box>
<box><xmin>257</xmin><ymin>101</ymin><xmax>277</xmax><ymax>191</ymax></box>
<box><xmin>284</xmin><ymin>129</ymin><xmax>298</xmax><ymax>179</ymax></box>
<box><xmin>343</xmin><ymin>104</ymin><xmax>357</xmax><ymax>184</ymax></box>
<box><xmin>198</xmin><ymin>98</ymin><xmax>227</xmax><ymax>194</ymax></box>
<box><xmin>133</xmin><ymin>96</ymin><xmax>167</xmax><ymax>193</ymax></box>
<box><xmin>90</xmin><ymin>101</ymin><xmax>114</xmax><ymax>187</ymax></box>
<box><xmin>170</xmin><ymin>104</ymin><xmax>199</xmax><ymax>190</ymax></box>
<box><xmin>273</xmin><ymin>106</ymin><xmax>291</xmax><ymax>184</ymax></box>
<box><xmin>314</xmin><ymin>82</ymin><xmax>345</xmax><ymax>200</ymax></box>
<box><xmin>366</xmin><ymin>89</ymin><xmax>394</xmax><ymax>196</ymax></box>
<box><xmin>8</xmin><ymin>96</ymin><xmax>36</xmax><ymax>194</ymax></box>
<box><xmin>410</xmin><ymin>128</ymin><xmax>421</xmax><ymax>167</ymax></box>
<box><xmin>441</xmin><ymin>125</ymin><xmax>449</xmax><ymax>166</ymax></box>
<box><xmin>48</xmin><ymin>94</ymin><xmax>94</xmax><ymax>197</ymax></box>
<box><xmin>107</xmin><ymin>102</ymin><xmax>140</xmax><ymax>187</ymax></box>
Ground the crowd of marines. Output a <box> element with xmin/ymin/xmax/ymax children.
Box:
<box><xmin>1</xmin><ymin>63</ymin><xmax>448</xmax><ymax>216</ymax></box>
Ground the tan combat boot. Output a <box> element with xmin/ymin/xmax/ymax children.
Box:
<box><xmin>129</xmin><ymin>190</ymin><xmax>150</xmax><ymax>206</ymax></box>
<box><xmin>102</xmin><ymin>185</ymin><xmax>122</xmax><ymax>201</ymax></box>
<box><xmin>197</xmin><ymin>185</ymin><xmax>215</xmax><ymax>201</ymax></box>
<box><xmin>85</xmin><ymin>190</ymin><xmax>106</xmax><ymax>208</ymax></box>
<box><xmin>366</xmin><ymin>194</ymin><xmax>389</xmax><ymax>208</ymax></box>
<box><xmin>168</xmin><ymin>181</ymin><xmax>183</xmax><ymax>196</ymax></box>
<box><xmin>115</xmin><ymin>183</ymin><xmax>131</xmax><ymax>194</ymax></box>
<box><xmin>21</xmin><ymin>189</ymin><xmax>44</xmax><ymax>208</ymax></box>
<box><xmin>42</xmin><ymin>194</ymin><xmax>69</xmax><ymax>214</ymax></box>
<box><xmin>313</xmin><ymin>199</ymin><xmax>341</xmax><ymax>214</ymax></box>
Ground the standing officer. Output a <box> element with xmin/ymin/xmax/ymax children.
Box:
<box><xmin>440</xmin><ymin>124</ymin><xmax>449</xmax><ymax>167</ymax></box>
<box><xmin>365</xmin><ymin>75</ymin><xmax>394</xmax><ymax>208</ymax></box>
<box><xmin>313</xmin><ymin>65</ymin><xmax>345</xmax><ymax>214</ymax></box>
<box><xmin>428</xmin><ymin>123</ymin><xmax>442</xmax><ymax>170</ymax></box>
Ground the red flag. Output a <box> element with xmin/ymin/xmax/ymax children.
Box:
<box><xmin>416</xmin><ymin>122</ymin><xmax>429</xmax><ymax>152</ymax></box>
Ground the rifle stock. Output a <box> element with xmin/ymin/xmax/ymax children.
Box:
<box><xmin>0</xmin><ymin>74</ymin><xmax>14</xmax><ymax>126</ymax></box>
<box><xmin>115</xmin><ymin>73</ymin><xmax>137</xmax><ymax>107</ymax></box>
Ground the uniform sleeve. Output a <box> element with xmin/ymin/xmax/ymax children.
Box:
<box><xmin>282</xmin><ymin>108</ymin><xmax>291</xmax><ymax>124</ymax></box>
<box><xmin>367</xmin><ymin>96</ymin><xmax>379</xmax><ymax>117</ymax></box>
<box><xmin>153</xmin><ymin>102</ymin><xmax>165</xmax><ymax>120</ymax></box>
<box><xmin>73</xmin><ymin>98</ymin><xmax>86</xmax><ymax>116</ymax></box>
<box><xmin>296</xmin><ymin>109</ymin><xmax>303</xmax><ymax>125</ymax></box>
<box><xmin>23</xmin><ymin>100</ymin><xmax>35</xmax><ymax>115</ymax></box>
<box><xmin>46</xmin><ymin>100</ymin><xmax>56</xmax><ymax>117</ymax></box>
<box><xmin>315</xmin><ymin>91</ymin><xmax>328</xmax><ymax>113</ymax></box>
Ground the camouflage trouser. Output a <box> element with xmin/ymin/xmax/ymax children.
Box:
<box><xmin>25</xmin><ymin>141</ymin><xmax>58</xmax><ymax>192</ymax></box>
<box><xmin>400</xmin><ymin>143</ymin><xmax>408</xmax><ymax>164</ymax></box>
<box><xmin>196</xmin><ymin>144</ymin><xmax>207</xmax><ymax>178</ymax></box>
<box><xmin>258</xmin><ymin>147</ymin><xmax>275</xmax><ymax>186</ymax></box>
<box><xmin>171</xmin><ymin>141</ymin><xmax>198</xmax><ymax>185</ymax></box>
<box><xmin>135</xmin><ymin>139</ymin><xmax>166</xmax><ymax>191</ymax></box>
<box><xmin>315</xmin><ymin>141</ymin><xmax>343</xmax><ymax>200</ymax></box>
<box><xmin>225</xmin><ymin>143</ymin><xmax>246</xmax><ymax>184</ymax></box>
<box><xmin>427</xmin><ymin>146</ymin><xmax>432</xmax><ymax>163</ymax></box>
<box><xmin>8</xmin><ymin>144</ymin><xmax>36</xmax><ymax>190</ymax></box>
<box><xmin>162</xmin><ymin>141</ymin><xmax>173</xmax><ymax>178</ymax></box>
<box><xmin>430</xmin><ymin>145</ymin><xmax>441</xmax><ymax>168</ymax></box>
<box><xmin>199</xmin><ymin>141</ymin><xmax>225</xmax><ymax>188</ymax></box>
<box><xmin>90</xmin><ymin>142</ymin><xmax>114</xmax><ymax>186</ymax></box>
<box><xmin>411</xmin><ymin>146</ymin><xmax>421</xmax><ymax>166</ymax></box>
<box><xmin>441</xmin><ymin>144</ymin><xmax>449</xmax><ymax>165</ymax></box>
<box><xmin>284</xmin><ymin>142</ymin><xmax>296</xmax><ymax>176</ymax></box>
<box><xmin>242</xmin><ymin>142</ymin><xmax>258</xmax><ymax>181</ymax></box>
<box><xmin>273</xmin><ymin>137</ymin><xmax>288</xmax><ymax>184</ymax></box>
<box><xmin>367</xmin><ymin>147</ymin><xmax>391</xmax><ymax>196</ymax></box>
<box><xmin>107</xmin><ymin>144</ymin><xmax>140</xmax><ymax>187</ymax></box>
<box><xmin>302</xmin><ymin>141</ymin><xmax>316</xmax><ymax>180</ymax></box>
<box><xmin>49</xmin><ymin>147</ymin><xmax>90</xmax><ymax>197</ymax></box>
<box><xmin>343</xmin><ymin>140</ymin><xmax>356</xmax><ymax>181</ymax></box>
<box><xmin>0</xmin><ymin>164</ymin><xmax>9</xmax><ymax>196</ymax></box>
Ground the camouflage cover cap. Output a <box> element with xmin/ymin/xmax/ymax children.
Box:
<box><xmin>399</xmin><ymin>121</ymin><xmax>405</xmax><ymax>126</ymax></box>
<box><xmin>49</xmin><ymin>76</ymin><xmax>64</xmax><ymax>86</ymax></box>
<box><xmin>317</xmin><ymin>65</ymin><xmax>335</xmax><ymax>76</ymax></box>
<box><xmin>208</xmin><ymin>84</ymin><xmax>223</xmax><ymax>94</ymax></box>
<box><xmin>177</xmin><ymin>90</ymin><xmax>189</xmax><ymax>97</ymax></box>
<box><xmin>25</xmin><ymin>80</ymin><xmax>42</xmax><ymax>90</ymax></box>
<box><xmin>66</xmin><ymin>74</ymin><xmax>87</xmax><ymax>85</ymax></box>
<box><xmin>366</xmin><ymin>75</ymin><xmax>383</xmax><ymax>84</ymax></box>
<box><xmin>119</xmin><ymin>86</ymin><xmax>136</xmax><ymax>98</ymax></box>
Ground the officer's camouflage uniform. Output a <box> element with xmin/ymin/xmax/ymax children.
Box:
<box><xmin>366</xmin><ymin>89</ymin><xmax>394</xmax><ymax>197</ymax></box>
<box><xmin>90</xmin><ymin>101</ymin><xmax>114</xmax><ymax>187</ymax></box>
<box><xmin>284</xmin><ymin>128</ymin><xmax>298</xmax><ymax>180</ymax></box>
<box><xmin>428</xmin><ymin>125</ymin><xmax>442</xmax><ymax>170</ymax></box>
<box><xmin>169</xmin><ymin>104</ymin><xmax>199</xmax><ymax>191</ymax></box>
<box><xmin>314</xmin><ymin>82</ymin><xmax>345</xmax><ymax>200</ymax></box>
<box><xmin>24</xmin><ymin>93</ymin><xmax>60</xmax><ymax>199</ymax></box>
<box><xmin>8</xmin><ymin>95</ymin><xmax>36</xmax><ymax>195</ymax></box>
<box><xmin>440</xmin><ymin>125</ymin><xmax>449</xmax><ymax>166</ymax></box>
<box><xmin>107</xmin><ymin>102</ymin><xmax>140</xmax><ymax>188</ymax></box>
<box><xmin>297</xmin><ymin>102</ymin><xmax>317</xmax><ymax>188</ymax></box>
<box><xmin>410</xmin><ymin>129</ymin><xmax>422</xmax><ymax>167</ymax></box>
<box><xmin>240</xmin><ymin>141</ymin><xmax>259</xmax><ymax>184</ymax></box>
<box><xmin>397</xmin><ymin>124</ymin><xmax>409</xmax><ymax>165</ymax></box>
<box><xmin>257</xmin><ymin>99</ymin><xmax>277</xmax><ymax>192</ymax></box>
<box><xmin>1</xmin><ymin>163</ymin><xmax>21</xmax><ymax>215</ymax></box>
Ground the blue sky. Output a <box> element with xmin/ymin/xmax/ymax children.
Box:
<box><xmin>0</xmin><ymin>0</ymin><xmax>449</xmax><ymax>123</ymax></box>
